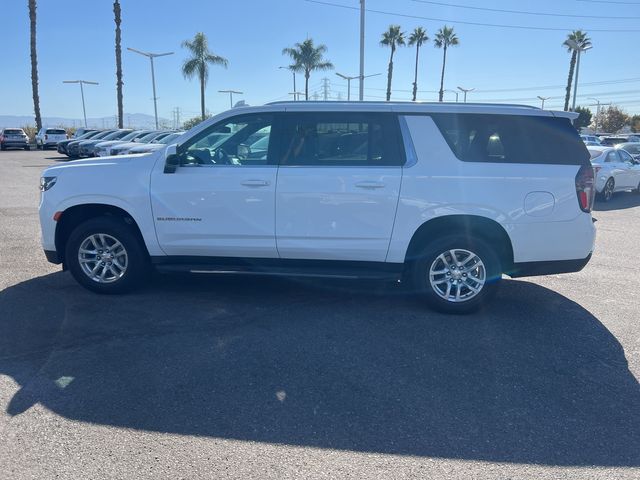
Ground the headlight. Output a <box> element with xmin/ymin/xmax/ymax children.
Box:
<box><xmin>40</xmin><ymin>176</ymin><xmax>57</xmax><ymax>192</ymax></box>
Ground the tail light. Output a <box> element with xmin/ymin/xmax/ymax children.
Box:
<box><xmin>575</xmin><ymin>164</ymin><xmax>595</xmax><ymax>213</ymax></box>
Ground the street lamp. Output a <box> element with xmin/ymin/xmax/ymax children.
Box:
<box><xmin>444</xmin><ymin>89</ymin><xmax>459</xmax><ymax>102</ymax></box>
<box><xmin>457</xmin><ymin>86</ymin><xmax>475</xmax><ymax>103</ymax></box>
<box><xmin>62</xmin><ymin>80</ymin><xmax>99</xmax><ymax>127</ymax></box>
<box><xmin>127</xmin><ymin>47</ymin><xmax>174</xmax><ymax>128</ymax></box>
<box><xmin>359</xmin><ymin>0</ymin><xmax>366</xmax><ymax>101</ymax></box>
<box><xmin>336</xmin><ymin>72</ymin><xmax>381</xmax><ymax>101</ymax></box>
<box><xmin>565</xmin><ymin>39</ymin><xmax>592</xmax><ymax>111</ymax></box>
<box><xmin>537</xmin><ymin>95</ymin><xmax>551</xmax><ymax>109</ymax></box>
<box><xmin>279</xmin><ymin>66</ymin><xmax>297</xmax><ymax>101</ymax></box>
<box><xmin>219</xmin><ymin>90</ymin><xmax>243</xmax><ymax>109</ymax></box>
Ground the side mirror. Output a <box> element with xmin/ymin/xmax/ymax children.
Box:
<box><xmin>164</xmin><ymin>144</ymin><xmax>180</xmax><ymax>174</ymax></box>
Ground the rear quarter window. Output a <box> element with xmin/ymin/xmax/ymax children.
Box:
<box><xmin>430</xmin><ymin>113</ymin><xmax>589</xmax><ymax>166</ymax></box>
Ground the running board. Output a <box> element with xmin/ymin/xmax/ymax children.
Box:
<box><xmin>152</xmin><ymin>257</ymin><xmax>403</xmax><ymax>281</ymax></box>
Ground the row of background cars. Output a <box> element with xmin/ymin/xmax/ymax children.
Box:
<box><xmin>580</xmin><ymin>133</ymin><xmax>640</xmax><ymax>202</ymax></box>
<box><xmin>57</xmin><ymin>128</ymin><xmax>184</xmax><ymax>159</ymax></box>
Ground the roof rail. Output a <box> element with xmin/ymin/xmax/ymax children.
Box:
<box><xmin>265</xmin><ymin>100</ymin><xmax>540</xmax><ymax>109</ymax></box>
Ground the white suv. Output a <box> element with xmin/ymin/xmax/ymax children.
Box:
<box><xmin>36</xmin><ymin>128</ymin><xmax>68</xmax><ymax>149</ymax></box>
<box><xmin>39</xmin><ymin>102</ymin><xmax>596</xmax><ymax>313</ymax></box>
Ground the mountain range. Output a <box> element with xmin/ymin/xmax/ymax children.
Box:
<box><xmin>0</xmin><ymin>113</ymin><xmax>172</xmax><ymax>129</ymax></box>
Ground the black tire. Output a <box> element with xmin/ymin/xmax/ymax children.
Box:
<box><xmin>408</xmin><ymin>235</ymin><xmax>501</xmax><ymax>314</ymax></box>
<box><xmin>0</xmin><ymin>144</ymin><xmax>5</xmax><ymax>151</ymax></box>
<box><xmin>24</xmin><ymin>145</ymin><xmax>30</xmax><ymax>151</ymax></box>
<box><xmin>65</xmin><ymin>216</ymin><xmax>149</xmax><ymax>294</ymax></box>
<box><xmin>599</xmin><ymin>178</ymin><xmax>615</xmax><ymax>202</ymax></box>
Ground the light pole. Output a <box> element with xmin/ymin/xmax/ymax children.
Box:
<box><xmin>336</xmin><ymin>72</ymin><xmax>381</xmax><ymax>101</ymax></box>
<box><xmin>127</xmin><ymin>47</ymin><xmax>174</xmax><ymax>129</ymax></box>
<box><xmin>457</xmin><ymin>86</ymin><xmax>475</xmax><ymax>103</ymax></box>
<box><xmin>566</xmin><ymin>40</ymin><xmax>592</xmax><ymax>111</ymax></box>
<box><xmin>219</xmin><ymin>90</ymin><xmax>243</xmax><ymax>109</ymax></box>
<box><xmin>359</xmin><ymin>0</ymin><xmax>365</xmax><ymax>101</ymax></box>
<box><xmin>62</xmin><ymin>80</ymin><xmax>98</xmax><ymax>127</ymax></box>
<box><xmin>279</xmin><ymin>66</ymin><xmax>297</xmax><ymax>101</ymax></box>
<box><xmin>444</xmin><ymin>89</ymin><xmax>459</xmax><ymax>102</ymax></box>
<box><xmin>537</xmin><ymin>95</ymin><xmax>551</xmax><ymax>109</ymax></box>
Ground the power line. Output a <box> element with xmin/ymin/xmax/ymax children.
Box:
<box><xmin>304</xmin><ymin>0</ymin><xmax>640</xmax><ymax>32</ymax></box>
<box><xmin>577</xmin><ymin>0</ymin><xmax>640</xmax><ymax>4</ymax></box>
<box><xmin>412</xmin><ymin>0</ymin><xmax>640</xmax><ymax>19</ymax></box>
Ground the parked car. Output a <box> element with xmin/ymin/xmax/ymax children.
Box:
<box><xmin>600</xmin><ymin>135</ymin><xmax>640</xmax><ymax>146</ymax></box>
<box><xmin>0</xmin><ymin>128</ymin><xmax>30</xmax><ymax>150</ymax></box>
<box><xmin>57</xmin><ymin>130</ymin><xmax>103</xmax><ymax>155</ymax></box>
<box><xmin>580</xmin><ymin>134</ymin><xmax>601</xmax><ymax>145</ymax></box>
<box><xmin>39</xmin><ymin>102</ymin><xmax>596</xmax><ymax>313</ymax></box>
<box><xmin>615</xmin><ymin>142</ymin><xmax>640</xmax><ymax>161</ymax></box>
<box><xmin>93</xmin><ymin>130</ymin><xmax>155</xmax><ymax>157</ymax></box>
<box><xmin>108</xmin><ymin>131</ymin><xmax>174</xmax><ymax>156</ymax></box>
<box><xmin>126</xmin><ymin>132</ymin><xmax>185</xmax><ymax>154</ymax></box>
<box><xmin>588</xmin><ymin>146</ymin><xmax>640</xmax><ymax>201</ymax></box>
<box><xmin>78</xmin><ymin>129</ymin><xmax>133</xmax><ymax>157</ymax></box>
<box><xmin>66</xmin><ymin>130</ymin><xmax>117</xmax><ymax>159</ymax></box>
<box><xmin>71</xmin><ymin>128</ymin><xmax>98</xmax><ymax>139</ymax></box>
<box><xmin>35</xmin><ymin>128</ymin><xmax>68</xmax><ymax>149</ymax></box>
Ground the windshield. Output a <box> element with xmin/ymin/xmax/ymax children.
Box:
<box><xmin>101</xmin><ymin>130</ymin><xmax>133</xmax><ymax>141</ymax></box>
<box><xmin>46</xmin><ymin>129</ymin><xmax>66</xmax><ymax>135</ymax></box>
<box><xmin>156</xmin><ymin>132</ymin><xmax>184</xmax><ymax>144</ymax></box>
<box><xmin>136</xmin><ymin>131</ymin><xmax>162</xmax><ymax>143</ymax></box>
<box><xmin>117</xmin><ymin>130</ymin><xmax>149</xmax><ymax>142</ymax></box>
<box><xmin>588</xmin><ymin>149</ymin><xmax>604</xmax><ymax>160</ymax></box>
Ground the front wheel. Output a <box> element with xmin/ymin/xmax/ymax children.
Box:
<box><xmin>65</xmin><ymin>217</ymin><xmax>149</xmax><ymax>294</ymax></box>
<box><xmin>409</xmin><ymin>236</ymin><xmax>501</xmax><ymax>314</ymax></box>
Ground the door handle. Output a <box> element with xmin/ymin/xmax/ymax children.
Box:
<box><xmin>241</xmin><ymin>179</ymin><xmax>270</xmax><ymax>187</ymax></box>
<box><xmin>355</xmin><ymin>181</ymin><xmax>385</xmax><ymax>189</ymax></box>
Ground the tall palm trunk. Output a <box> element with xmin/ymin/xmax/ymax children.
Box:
<box><xmin>564</xmin><ymin>50</ymin><xmax>577</xmax><ymax>111</ymax></box>
<box><xmin>28</xmin><ymin>0</ymin><xmax>42</xmax><ymax>131</ymax></box>
<box><xmin>200</xmin><ymin>70</ymin><xmax>206</xmax><ymax>120</ymax></box>
<box><xmin>114</xmin><ymin>0</ymin><xmax>123</xmax><ymax>128</ymax></box>
<box><xmin>386</xmin><ymin>45</ymin><xmax>395</xmax><ymax>102</ymax></box>
<box><xmin>412</xmin><ymin>44</ymin><xmax>420</xmax><ymax>102</ymax></box>
<box><xmin>438</xmin><ymin>45</ymin><xmax>447</xmax><ymax>102</ymax></box>
<box><xmin>305</xmin><ymin>70</ymin><xmax>310</xmax><ymax>100</ymax></box>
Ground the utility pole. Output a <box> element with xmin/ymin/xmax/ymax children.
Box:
<box><xmin>219</xmin><ymin>90</ymin><xmax>243</xmax><ymax>109</ymax></box>
<box><xmin>457</xmin><ymin>86</ymin><xmax>475</xmax><ymax>103</ymax></box>
<box><xmin>444</xmin><ymin>89</ymin><xmax>459</xmax><ymax>102</ymax></box>
<box><xmin>588</xmin><ymin>98</ymin><xmax>610</xmax><ymax>135</ymax></box>
<box><xmin>537</xmin><ymin>96</ymin><xmax>551</xmax><ymax>109</ymax></box>
<box><xmin>312</xmin><ymin>92</ymin><xmax>320</xmax><ymax>101</ymax></box>
<box><xmin>359</xmin><ymin>0</ymin><xmax>365</xmax><ymax>101</ymax></box>
<box><xmin>127</xmin><ymin>47</ymin><xmax>174</xmax><ymax>129</ymax></box>
<box><xmin>279</xmin><ymin>66</ymin><xmax>298</xmax><ymax>101</ymax></box>
<box><xmin>62</xmin><ymin>80</ymin><xmax>99</xmax><ymax>128</ymax></box>
<box><xmin>321</xmin><ymin>78</ymin><xmax>330</xmax><ymax>101</ymax></box>
<box><xmin>175</xmin><ymin>107</ymin><xmax>181</xmax><ymax>128</ymax></box>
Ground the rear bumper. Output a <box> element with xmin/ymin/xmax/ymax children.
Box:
<box><xmin>1</xmin><ymin>140</ymin><xmax>28</xmax><ymax>147</ymax></box>
<box><xmin>509</xmin><ymin>253</ymin><xmax>592</xmax><ymax>278</ymax></box>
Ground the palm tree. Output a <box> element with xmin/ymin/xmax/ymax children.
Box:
<box><xmin>434</xmin><ymin>25</ymin><xmax>459</xmax><ymax>102</ymax></box>
<box><xmin>408</xmin><ymin>27</ymin><xmax>429</xmax><ymax>102</ymax></box>
<box><xmin>563</xmin><ymin>30</ymin><xmax>592</xmax><ymax>111</ymax></box>
<box><xmin>181</xmin><ymin>32</ymin><xmax>228</xmax><ymax>120</ymax></box>
<box><xmin>282</xmin><ymin>39</ymin><xmax>333</xmax><ymax>101</ymax></box>
<box><xmin>28</xmin><ymin>0</ymin><xmax>42</xmax><ymax>131</ymax></box>
<box><xmin>113</xmin><ymin>0</ymin><xmax>123</xmax><ymax>128</ymax></box>
<box><xmin>380</xmin><ymin>25</ymin><xmax>406</xmax><ymax>101</ymax></box>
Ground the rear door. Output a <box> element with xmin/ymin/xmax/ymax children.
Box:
<box><xmin>274</xmin><ymin>112</ymin><xmax>403</xmax><ymax>262</ymax></box>
<box><xmin>617</xmin><ymin>149</ymin><xmax>637</xmax><ymax>188</ymax></box>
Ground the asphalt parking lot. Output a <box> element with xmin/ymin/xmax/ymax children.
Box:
<box><xmin>0</xmin><ymin>149</ymin><xmax>639</xmax><ymax>479</ymax></box>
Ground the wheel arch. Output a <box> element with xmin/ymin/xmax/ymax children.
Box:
<box><xmin>55</xmin><ymin>203</ymin><xmax>149</xmax><ymax>265</ymax></box>
<box><xmin>403</xmin><ymin>215</ymin><xmax>515</xmax><ymax>274</ymax></box>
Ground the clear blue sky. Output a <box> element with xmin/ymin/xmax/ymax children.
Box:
<box><xmin>2</xmin><ymin>0</ymin><xmax>640</xmax><ymax>123</ymax></box>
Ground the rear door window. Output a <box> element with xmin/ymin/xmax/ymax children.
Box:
<box><xmin>430</xmin><ymin>113</ymin><xmax>589</xmax><ymax>165</ymax></box>
<box><xmin>279</xmin><ymin>113</ymin><xmax>404</xmax><ymax>167</ymax></box>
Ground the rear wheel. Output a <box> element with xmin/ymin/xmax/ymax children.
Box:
<box><xmin>65</xmin><ymin>217</ymin><xmax>149</xmax><ymax>294</ymax></box>
<box><xmin>409</xmin><ymin>235</ymin><xmax>501</xmax><ymax>314</ymax></box>
<box><xmin>600</xmin><ymin>178</ymin><xmax>615</xmax><ymax>202</ymax></box>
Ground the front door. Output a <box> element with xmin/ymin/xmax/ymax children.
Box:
<box><xmin>275</xmin><ymin>112</ymin><xmax>403</xmax><ymax>262</ymax></box>
<box><xmin>151</xmin><ymin>113</ymin><xmax>279</xmax><ymax>258</ymax></box>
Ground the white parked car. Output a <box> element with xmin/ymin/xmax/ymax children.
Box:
<box><xmin>580</xmin><ymin>134</ymin><xmax>601</xmax><ymax>145</ymax></box>
<box><xmin>108</xmin><ymin>131</ymin><xmax>173</xmax><ymax>156</ymax></box>
<box><xmin>127</xmin><ymin>132</ymin><xmax>185</xmax><ymax>154</ymax></box>
<box><xmin>39</xmin><ymin>102</ymin><xmax>596</xmax><ymax>313</ymax></box>
<box><xmin>588</xmin><ymin>146</ymin><xmax>640</xmax><ymax>201</ymax></box>
<box><xmin>35</xmin><ymin>128</ymin><xmax>68</xmax><ymax>149</ymax></box>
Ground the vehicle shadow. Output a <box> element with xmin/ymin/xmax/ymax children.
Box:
<box><xmin>593</xmin><ymin>191</ymin><xmax>640</xmax><ymax>211</ymax></box>
<box><xmin>1</xmin><ymin>272</ymin><xmax>638</xmax><ymax>466</ymax></box>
